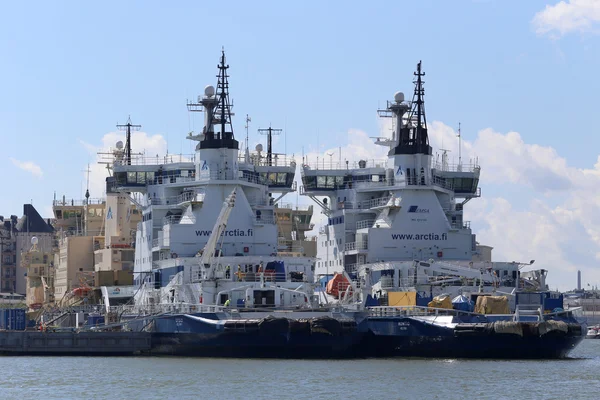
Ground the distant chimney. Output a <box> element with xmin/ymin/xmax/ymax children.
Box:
<box><xmin>577</xmin><ymin>270</ymin><xmax>582</xmax><ymax>291</ymax></box>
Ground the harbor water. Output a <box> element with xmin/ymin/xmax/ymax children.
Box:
<box><xmin>1</xmin><ymin>340</ymin><xmax>599</xmax><ymax>400</ymax></box>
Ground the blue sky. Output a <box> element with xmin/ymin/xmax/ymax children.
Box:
<box><xmin>2</xmin><ymin>0</ymin><xmax>600</xmax><ymax>289</ymax></box>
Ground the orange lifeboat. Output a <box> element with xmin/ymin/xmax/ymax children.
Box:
<box><xmin>326</xmin><ymin>273</ymin><xmax>352</xmax><ymax>299</ymax></box>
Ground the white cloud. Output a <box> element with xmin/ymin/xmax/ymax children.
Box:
<box><xmin>81</xmin><ymin>131</ymin><xmax>168</xmax><ymax>199</ymax></box>
<box><xmin>10</xmin><ymin>157</ymin><xmax>43</xmax><ymax>178</ymax></box>
<box><xmin>428</xmin><ymin>123</ymin><xmax>575</xmax><ymax>193</ymax></box>
<box><xmin>532</xmin><ymin>0</ymin><xmax>600</xmax><ymax>37</ymax></box>
<box><xmin>428</xmin><ymin>121</ymin><xmax>600</xmax><ymax>289</ymax></box>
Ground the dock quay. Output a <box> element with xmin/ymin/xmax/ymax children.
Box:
<box><xmin>0</xmin><ymin>331</ymin><xmax>151</xmax><ymax>356</ymax></box>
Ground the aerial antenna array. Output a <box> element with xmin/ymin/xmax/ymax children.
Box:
<box><xmin>116</xmin><ymin>116</ymin><xmax>141</xmax><ymax>165</ymax></box>
<box><xmin>258</xmin><ymin>125</ymin><xmax>282</xmax><ymax>166</ymax></box>
<box><xmin>245</xmin><ymin>114</ymin><xmax>251</xmax><ymax>153</ymax></box>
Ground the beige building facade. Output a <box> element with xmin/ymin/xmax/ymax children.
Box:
<box><xmin>52</xmin><ymin>192</ymin><xmax>140</xmax><ymax>301</ymax></box>
<box><xmin>53</xmin><ymin>235</ymin><xmax>95</xmax><ymax>301</ymax></box>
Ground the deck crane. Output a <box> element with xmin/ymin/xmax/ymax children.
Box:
<box><xmin>192</xmin><ymin>187</ymin><xmax>238</xmax><ymax>281</ymax></box>
<box><xmin>413</xmin><ymin>260</ymin><xmax>499</xmax><ymax>289</ymax></box>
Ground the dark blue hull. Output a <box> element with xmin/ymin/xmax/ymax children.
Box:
<box><xmin>130</xmin><ymin>312</ymin><xmax>586</xmax><ymax>359</ymax></box>
<box><xmin>364</xmin><ymin>317</ymin><xmax>586</xmax><ymax>359</ymax></box>
<box><xmin>145</xmin><ymin>313</ymin><xmax>366</xmax><ymax>358</ymax></box>
<box><xmin>150</xmin><ymin>331</ymin><xmax>363</xmax><ymax>358</ymax></box>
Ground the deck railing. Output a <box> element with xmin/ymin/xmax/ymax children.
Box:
<box><xmin>344</xmin><ymin>241</ymin><xmax>368</xmax><ymax>251</ymax></box>
<box><xmin>368</xmin><ymin>306</ymin><xmax>476</xmax><ymax>318</ymax></box>
<box><xmin>356</xmin><ymin>219</ymin><xmax>375</xmax><ymax>230</ymax></box>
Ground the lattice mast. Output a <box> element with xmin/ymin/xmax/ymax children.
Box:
<box><xmin>117</xmin><ymin>116</ymin><xmax>141</xmax><ymax>165</ymax></box>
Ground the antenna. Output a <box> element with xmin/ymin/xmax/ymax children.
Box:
<box><xmin>457</xmin><ymin>122</ymin><xmax>462</xmax><ymax>167</ymax></box>
<box><xmin>215</xmin><ymin>49</ymin><xmax>235</xmax><ymax>141</ymax></box>
<box><xmin>258</xmin><ymin>125</ymin><xmax>282</xmax><ymax>166</ymax></box>
<box><xmin>326</xmin><ymin>152</ymin><xmax>334</xmax><ymax>169</ymax></box>
<box><xmin>245</xmin><ymin>114</ymin><xmax>251</xmax><ymax>153</ymax></box>
<box><xmin>116</xmin><ymin>116</ymin><xmax>141</xmax><ymax>165</ymax></box>
<box><xmin>439</xmin><ymin>148</ymin><xmax>451</xmax><ymax>171</ymax></box>
<box><xmin>83</xmin><ymin>163</ymin><xmax>91</xmax><ymax>204</ymax></box>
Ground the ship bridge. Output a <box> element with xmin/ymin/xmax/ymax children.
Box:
<box><xmin>430</xmin><ymin>161</ymin><xmax>481</xmax><ymax>199</ymax></box>
<box><xmin>111</xmin><ymin>155</ymin><xmax>195</xmax><ymax>193</ymax></box>
<box><xmin>301</xmin><ymin>159</ymin><xmax>388</xmax><ymax>194</ymax></box>
<box><xmin>108</xmin><ymin>152</ymin><xmax>297</xmax><ymax>194</ymax></box>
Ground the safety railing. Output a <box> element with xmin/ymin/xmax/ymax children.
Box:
<box><xmin>431</xmin><ymin>161</ymin><xmax>481</xmax><ymax>174</ymax></box>
<box><xmin>53</xmin><ymin>198</ymin><xmax>105</xmax><ymax>206</ymax></box>
<box><xmin>276</xmin><ymin>203</ymin><xmax>312</xmax><ymax>211</ymax></box>
<box><xmin>337</xmin><ymin>202</ymin><xmax>356</xmax><ymax>210</ymax></box>
<box><xmin>254</xmin><ymin>217</ymin><xmax>275</xmax><ymax>225</ymax></box>
<box><xmin>513</xmin><ymin>304</ymin><xmax>543</xmax><ymax>322</ymax></box>
<box><xmin>111</xmin><ymin>303</ymin><xmax>227</xmax><ymax>316</ymax></box>
<box><xmin>231</xmin><ymin>271</ymin><xmax>289</xmax><ymax>283</ymax></box>
<box><xmin>450</xmin><ymin>221</ymin><xmax>470</xmax><ymax>230</ymax></box>
<box><xmin>114</xmin><ymin>154</ymin><xmax>195</xmax><ymax>166</ymax></box>
<box><xmin>361</xmin><ymin>196</ymin><xmax>391</xmax><ymax>209</ymax></box>
<box><xmin>368</xmin><ymin>306</ymin><xmax>476</xmax><ymax>318</ymax></box>
<box><xmin>345</xmin><ymin>263</ymin><xmax>366</xmax><ymax>273</ymax></box>
<box><xmin>356</xmin><ymin>220</ymin><xmax>375</xmax><ymax>230</ymax></box>
<box><xmin>344</xmin><ymin>241</ymin><xmax>368</xmax><ymax>251</ymax></box>
<box><xmin>163</xmin><ymin>215</ymin><xmax>196</xmax><ymax>225</ymax></box>
<box><xmin>302</xmin><ymin>159</ymin><xmax>388</xmax><ymax>170</ymax></box>
<box><xmin>150</xmin><ymin>191</ymin><xmax>203</xmax><ymax>205</ymax></box>
<box><xmin>239</xmin><ymin>154</ymin><xmax>297</xmax><ymax>168</ymax></box>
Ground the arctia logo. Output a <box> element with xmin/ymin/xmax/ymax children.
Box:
<box><xmin>408</xmin><ymin>205</ymin><xmax>429</xmax><ymax>213</ymax></box>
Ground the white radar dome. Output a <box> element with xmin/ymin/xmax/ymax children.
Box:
<box><xmin>255</xmin><ymin>144</ymin><xmax>263</xmax><ymax>152</ymax></box>
<box><xmin>394</xmin><ymin>92</ymin><xmax>405</xmax><ymax>103</ymax></box>
<box><xmin>31</xmin><ymin>236</ymin><xmax>38</xmax><ymax>245</ymax></box>
<box><xmin>204</xmin><ymin>85</ymin><xmax>215</xmax><ymax>97</ymax></box>
<box><xmin>116</xmin><ymin>141</ymin><xmax>124</xmax><ymax>149</ymax></box>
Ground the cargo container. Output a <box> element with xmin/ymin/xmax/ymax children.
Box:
<box><xmin>0</xmin><ymin>309</ymin><xmax>26</xmax><ymax>330</ymax></box>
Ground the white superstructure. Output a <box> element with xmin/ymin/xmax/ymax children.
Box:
<box><xmin>104</xmin><ymin>51</ymin><xmax>314</xmax><ymax>310</ymax></box>
<box><xmin>301</xmin><ymin>61</ymin><xmax>543</xmax><ymax>302</ymax></box>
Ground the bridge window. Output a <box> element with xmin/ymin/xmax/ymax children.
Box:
<box><xmin>268</xmin><ymin>173</ymin><xmax>277</xmax><ymax>185</ymax></box>
<box><xmin>277</xmin><ymin>173</ymin><xmax>286</xmax><ymax>184</ymax></box>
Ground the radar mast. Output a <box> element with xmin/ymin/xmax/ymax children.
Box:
<box><xmin>390</xmin><ymin>61</ymin><xmax>432</xmax><ymax>156</ymax></box>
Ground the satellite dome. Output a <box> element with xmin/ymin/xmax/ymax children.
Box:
<box><xmin>204</xmin><ymin>85</ymin><xmax>215</xmax><ymax>97</ymax></box>
<box><xmin>116</xmin><ymin>141</ymin><xmax>124</xmax><ymax>149</ymax></box>
<box><xmin>394</xmin><ymin>91</ymin><xmax>405</xmax><ymax>103</ymax></box>
<box><xmin>255</xmin><ymin>144</ymin><xmax>263</xmax><ymax>152</ymax></box>
<box><xmin>31</xmin><ymin>236</ymin><xmax>38</xmax><ymax>245</ymax></box>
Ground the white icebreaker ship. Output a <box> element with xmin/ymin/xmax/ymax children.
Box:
<box><xmin>301</xmin><ymin>62</ymin><xmax>545</xmax><ymax>304</ymax></box>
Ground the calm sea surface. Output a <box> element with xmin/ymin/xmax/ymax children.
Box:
<box><xmin>1</xmin><ymin>340</ymin><xmax>599</xmax><ymax>400</ymax></box>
